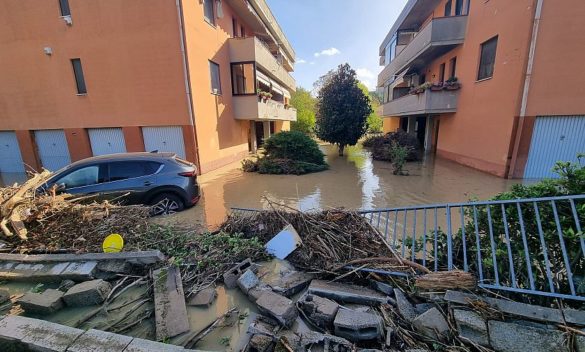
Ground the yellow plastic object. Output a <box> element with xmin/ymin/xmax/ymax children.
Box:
<box><xmin>103</xmin><ymin>234</ymin><xmax>124</xmax><ymax>253</ymax></box>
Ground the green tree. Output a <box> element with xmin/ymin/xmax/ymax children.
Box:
<box><xmin>315</xmin><ymin>64</ymin><xmax>372</xmax><ymax>156</ymax></box>
<box><xmin>358</xmin><ymin>82</ymin><xmax>383</xmax><ymax>133</ymax></box>
<box><xmin>290</xmin><ymin>87</ymin><xmax>316</xmax><ymax>135</ymax></box>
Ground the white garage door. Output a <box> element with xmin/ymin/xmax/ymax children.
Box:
<box><xmin>142</xmin><ymin>126</ymin><xmax>186</xmax><ymax>159</ymax></box>
<box><xmin>0</xmin><ymin>131</ymin><xmax>25</xmax><ymax>173</ymax></box>
<box><xmin>34</xmin><ymin>130</ymin><xmax>71</xmax><ymax>171</ymax></box>
<box><xmin>524</xmin><ymin>116</ymin><xmax>585</xmax><ymax>179</ymax></box>
<box><xmin>88</xmin><ymin>128</ymin><xmax>127</xmax><ymax>156</ymax></box>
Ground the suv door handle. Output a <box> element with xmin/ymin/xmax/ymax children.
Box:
<box><xmin>144</xmin><ymin>181</ymin><xmax>153</xmax><ymax>186</ymax></box>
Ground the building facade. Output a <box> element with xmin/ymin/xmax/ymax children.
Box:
<box><xmin>378</xmin><ymin>0</ymin><xmax>585</xmax><ymax>178</ymax></box>
<box><xmin>0</xmin><ymin>0</ymin><xmax>296</xmax><ymax>177</ymax></box>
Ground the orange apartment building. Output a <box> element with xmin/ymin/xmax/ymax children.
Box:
<box><xmin>378</xmin><ymin>0</ymin><xmax>585</xmax><ymax>178</ymax></box>
<box><xmin>0</xmin><ymin>0</ymin><xmax>296</xmax><ymax>179</ymax></box>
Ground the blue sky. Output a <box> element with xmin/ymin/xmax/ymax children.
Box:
<box><xmin>266</xmin><ymin>0</ymin><xmax>408</xmax><ymax>92</ymax></box>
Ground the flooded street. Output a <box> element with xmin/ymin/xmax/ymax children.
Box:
<box><xmin>173</xmin><ymin>144</ymin><xmax>519</xmax><ymax>230</ymax></box>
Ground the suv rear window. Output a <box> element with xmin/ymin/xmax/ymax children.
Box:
<box><xmin>108</xmin><ymin>161</ymin><xmax>161</xmax><ymax>181</ymax></box>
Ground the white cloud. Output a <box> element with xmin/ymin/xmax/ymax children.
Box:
<box><xmin>309</xmin><ymin>61</ymin><xmax>316</xmax><ymax>65</ymax></box>
<box><xmin>356</xmin><ymin>68</ymin><xmax>375</xmax><ymax>80</ymax></box>
<box><xmin>360</xmin><ymin>79</ymin><xmax>375</xmax><ymax>91</ymax></box>
<box><xmin>297</xmin><ymin>58</ymin><xmax>307</xmax><ymax>64</ymax></box>
<box><xmin>314</xmin><ymin>47</ymin><xmax>341</xmax><ymax>57</ymax></box>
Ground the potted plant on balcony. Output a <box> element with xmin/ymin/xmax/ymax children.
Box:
<box><xmin>257</xmin><ymin>89</ymin><xmax>273</xmax><ymax>102</ymax></box>
<box><xmin>410</xmin><ymin>82</ymin><xmax>432</xmax><ymax>95</ymax></box>
<box><xmin>444</xmin><ymin>77</ymin><xmax>461</xmax><ymax>90</ymax></box>
<box><xmin>430</xmin><ymin>82</ymin><xmax>445</xmax><ymax>91</ymax></box>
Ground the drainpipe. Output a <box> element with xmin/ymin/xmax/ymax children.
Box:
<box><xmin>176</xmin><ymin>0</ymin><xmax>201</xmax><ymax>171</ymax></box>
<box><xmin>507</xmin><ymin>0</ymin><xmax>543</xmax><ymax>178</ymax></box>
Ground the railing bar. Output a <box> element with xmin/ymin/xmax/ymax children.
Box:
<box><xmin>534</xmin><ymin>202</ymin><xmax>555</xmax><ymax>293</ymax></box>
<box><xmin>501</xmin><ymin>204</ymin><xmax>517</xmax><ymax>288</ymax></box>
<box><xmin>460</xmin><ymin>206</ymin><xmax>468</xmax><ymax>272</ymax></box>
<box><xmin>447</xmin><ymin>205</ymin><xmax>453</xmax><ymax>270</ymax></box>
<box><xmin>384</xmin><ymin>210</ymin><xmax>391</xmax><ymax>241</ymax></box>
<box><xmin>486</xmin><ymin>205</ymin><xmax>500</xmax><ymax>286</ymax></box>
<box><xmin>376</xmin><ymin>212</ymin><xmax>382</xmax><ymax>229</ymax></box>
<box><xmin>393</xmin><ymin>210</ymin><xmax>399</xmax><ymax>248</ymax></box>
<box><xmin>369</xmin><ymin>212</ymin><xmax>374</xmax><ymax>223</ymax></box>
<box><xmin>472</xmin><ymin>205</ymin><xmax>484</xmax><ymax>282</ymax></box>
<box><xmin>551</xmin><ymin>200</ymin><xmax>576</xmax><ymax>296</ymax></box>
<box><xmin>402</xmin><ymin>210</ymin><xmax>408</xmax><ymax>258</ymax></box>
<box><xmin>517</xmin><ymin>202</ymin><xmax>535</xmax><ymax>291</ymax></box>
<box><xmin>434</xmin><ymin>207</ymin><xmax>438</xmax><ymax>272</ymax></box>
<box><xmin>411</xmin><ymin>210</ymin><xmax>417</xmax><ymax>262</ymax></box>
<box><xmin>422</xmin><ymin>208</ymin><xmax>428</xmax><ymax>268</ymax></box>
<box><xmin>569</xmin><ymin>198</ymin><xmax>585</xmax><ymax>259</ymax></box>
<box><xmin>478</xmin><ymin>284</ymin><xmax>585</xmax><ymax>302</ymax></box>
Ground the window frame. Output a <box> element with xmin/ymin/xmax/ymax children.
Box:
<box><xmin>209</xmin><ymin>60</ymin><xmax>222</xmax><ymax>95</ymax></box>
<box><xmin>59</xmin><ymin>0</ymin><xmax>71</xmax><ymax>17</ymax></box>
<box><xmin>232</xmin><ymin>17</ymin><xmax>238</xmax><ymax>37</ymax></box>
<box><xmin>449</xmin><ymin>57</ymin><xmax>457</xmax><ymax>79</ymax></box>
<box><xmin>455</xmin><ymin>0</ymin><xmax>464</xmax><ymax>16</ymax></box>
<box><xmin>230</xmin><ymin>61</ymin><xmax>257</xmax><ymax>96</ymax></box>
<box><xmin>71</xmin><ymin>58</ymin><xmax>87</xmax><ymax>95</ymax></box>
<box><xmin>203</xmin><ymin>0</ymin><xmax>215</xmax><ymax>26</ymax></box>
<box><xmin>444</xmin><ymin>0</ymin><xmax>452</xmax><ymax>17</ymax></box>
<box><xmin>477</xmin><ymin>36</ymin><xmax>498</xmax><ymax>81</ymax></box>
<box><xmin>106</xmin><ymin>161</ymin><xmax>158</xmax><ymax>183</ymax></box>
<box><xmin>52</xmin><ymin>164</ymin><xmax>106</xmax><ymax>190</ymax></box>
<box><xmin>439</xmin><ymin>63</ymin><xmax>446</xmax><ymax>83</ymax></box>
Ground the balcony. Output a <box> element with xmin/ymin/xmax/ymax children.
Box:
<box><xmin>382</xmin><ymin>89</ymin><xmax>459</xmax><ymax>117</ymax></box>
<box><xmin>378</xmin><ymin>16</ymin><xmax>468</xmax><ymax>86</ymax></box>
<box><xmin>233</xmin><ymin>95</ymin><xmax>297</xmax><ymax>121</ymax></box>
<box><xmin>229</xmin><ymin>37</ymin><xmax>296</xmax><ymax>91</ymax></box>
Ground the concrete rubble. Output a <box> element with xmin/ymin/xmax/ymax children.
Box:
<box><xmin>63</xmin><ymin>279</ymin><xmax>112</xmax><ymax>307</ymax></box>
<box><xmin>333</xmin><ymin>308</ymin><xmax>383</xmax><ymax>341</ymax></box>
<box><xmin>17</xmin><ymin>288</ymin><xmax>64</xmax><ymax>314</ymax></box>
<box><xmin>308</xmin><ymin>279</ymin><xmax>388</xmax><ymax>305</ymax></box>
<box><xmin>153</xmin><ymin>266</ymin><xmax>190</xmax><ymax>340</ymax></box>
<box><xmin>187</xmin><ymin>286</ymin><xmax>217</xmax><ymax>307</ymax></box>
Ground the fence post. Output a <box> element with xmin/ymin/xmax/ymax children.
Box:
<box><xmin>446</xmin><ymin>205</ymin><xmax>453</xmax><ymax>270</ymax></box>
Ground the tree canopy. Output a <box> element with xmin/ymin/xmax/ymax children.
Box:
<box><xmin>290</xmin><ymin>87</ymin><xmax>316</xmax><ymax>135</ymax></box>
<box><xmin>358</xmin><ymin>82</ymin><xmax>383</xmax><ymax>133</ymax></box>
<box><xmin>315</xmin><ymin>63</ymin><xmax>372</xmax><ymax>155</ymax></box>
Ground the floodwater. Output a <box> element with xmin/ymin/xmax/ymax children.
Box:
<box><xmin>170</xmin><ymin>144</ymin><xmax>519</xmax><ymax>230</ymax></box>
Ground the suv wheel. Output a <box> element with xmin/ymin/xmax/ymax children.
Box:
<box><xmin>150</xmin><ymin>193</ymin><xmax>184</xmax><ymax>216</ymax></box>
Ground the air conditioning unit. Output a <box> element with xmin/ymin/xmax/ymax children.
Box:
<box><xmin>62</xmin><ymin>15</ymin><xmax>72</xmax><ymax>26</ymax></box>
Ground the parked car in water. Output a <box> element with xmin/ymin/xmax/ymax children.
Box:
<box><xmin>37</xmin><ymin>152</ymin><xmax>200</xmax><ymax>215</ymax></box>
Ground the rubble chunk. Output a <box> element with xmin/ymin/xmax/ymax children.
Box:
<box><xmin>370</xmin><ymin>280</ymin><xmax>394</xmax><ymax>295</ymax></box>
<box><xmin>334</xmin><ymin>308</ymin><xmax>384</xmax><ymax>341</ymax></box>
<box><xmin>298</xmin><ymin>293</ymin><xmax>339</xmax><ymax>328</ymax></box>
<box><xmin>267</xmin><ymin>271</ymin><xmax>313</xmax><ymax>297</ymax></box>
<box><xmin>223</xmin><ymin>258</ymin><xmax>256</xmax><ymax>289</ymax></box>
<box><xmin>63</xmin><ymin>279</ymin><xmax>111</xmax><ymax>307</ymax></box>
<box><xmin>60</xmin><ymin>261</ymin><xmax>98</xmax><ymax>280</ymax></box>
<box><xmin>265</xmin><ymin>224</ymin><xmax>302</xmax><ymax>259</ymax></box>
<box><xmin>308</xmin><ymin>279</ymin><xmax>387</xmax><ymax>305</ymax></box>
<box><xmin>95</xmin><ymin>260</ymin><xmax>132</xmax><ymax>279</ymax></box>
<box><xmin>576</xmin><ymin>330</ymin><xmax>585</xmax><ymax>352</ymax></box>
<box><xmin>488</xmin><ymin>320</ymin><xmax>568</xmax><ymax>352</ymax></box>
<box><xmin>298</xmin><ymin>331</ymin><xmax>353</xmax><ymax>351</ymax></box>
<box><xmin>153</xmin><ymin>266</ymin><xmax>190</xmax><ymax>340</ymax></box>
<box><xmin>187</xmin><ymin>287</ymin><xmax>217</xmax><ymax>307</ymax></box>
<box><xmin>412</xmin><ymin>307</ymin><xmax>449</xmax><ymax>341</ymax></box>
<box><xmin>17</xmin><ymin>288</ymin><xmax>64</xmax><ymax>314</ymax></box>
<box><xmin>453</xmin><ymin>309</ymin><xmax>489</xmax><ymax>346</ymax></box>
<box><xmin>414</xmin><ymin>303</ymin><xmax>434</xmax><ymax>315</ymax></box>
<box><xmin>0</xmin><ymin>315</ymin><xmax>84</xmax><ymax>352</ymax></box>
<box><xmin>124</xmin><ymin>337</ymin><xmax>186</xmax><ymax>351</ymax></box>
<box><xmin>67</xmin><ymin>328</ymin><xmax>132</xmax><ymax>352</ymax></box>
<box><xmin>238</xmin><ymin>269</ymin><xmax>260</xmax><ymax>294</ymax></box>
<box><xmin>58</xmin><ymin>279</ymin><xmax>76</xmax><ymax>292</ymax></box>
<box><xmin>0</xmin><ymin>289</ymin><xmax>9</xmax><ymax>304</ymax></box>
<box><xmin>255</xmin><ymin>290</ymin><xmax>298</xmax><ymax>327</ymax></box>
<box><xmin>248</xmin><ymin>334</ymin><xmax>273</xmax><ymax>352</ymax></box>
<box><xmin>394</xmin><ymin>288</ymin><xmax>416</xmax><ymax>322</ymax></box>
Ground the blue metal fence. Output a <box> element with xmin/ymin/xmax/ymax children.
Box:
<box><xmin>231</xmin><ymin>194</ymin><xmax>585</xmax><ymax>301</ymax></box>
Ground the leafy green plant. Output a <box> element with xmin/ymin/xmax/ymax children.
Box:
<box><xmin>241</xmin><ymin>158</ymin><xmax>258</xmax><ymax>172</ymax></box>
<box><xmin>389</xmin><ymin>141</ymin><xmax>411</xmax><ymax>175</ymax></box>
<box><xmin>263</xmin><ymin>131</ymin><xmax>325</xmax><ymax>165</ymax></box>
<box><xmin>363</xmin><ymin>130</ymin><xmax>420</xmax><ymax>162</ymax></box>
<box><xmin>218</xmin><ymin>336</ymin><xmax>231</xmax><ymax>346</ymax></box>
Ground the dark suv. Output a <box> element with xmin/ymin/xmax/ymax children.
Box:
<box><xmin>39</xmin><ymin>152</ymin><xmax>200</xmax><ymax>215</ymax></box>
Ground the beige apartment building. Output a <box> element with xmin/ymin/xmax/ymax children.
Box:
<box><xmin>0</xmin><ymin>0</ymin><xmax>296</xmax><ymax>179</ymax></box>
<box><xmin>378</xmin><ymin>0</ymin><xmax>585</xmax><ymax>178</ymax></box>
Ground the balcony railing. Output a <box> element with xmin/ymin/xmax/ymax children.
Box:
<box><xmin>233</xmin><ymin>95</ymin><xmax>297</xmax><ymax>121</ymax></box>
<box><xmin>229</xmin><ymin>37</ymin><xmax>296</xmax><ymax>91</ymax></box>
<box><xmin>378</xmin><ymin>15</ymin><xmax>468</xmax><ymax>86</ymax></box>
<box><xmin>382</xmin><ymin>89</ymin><xmax>459</xmax><ymax>117</ymax></box>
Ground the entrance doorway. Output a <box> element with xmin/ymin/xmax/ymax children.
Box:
<box><xmin>255</xmin><ymin>121</ymin><xmax>265</xmax><ymax>147</ymax></box>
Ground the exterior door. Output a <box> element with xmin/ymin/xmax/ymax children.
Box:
<box><xmin>34</xmin><ymin>130</ymin><xmax>71</xmax><ymax>171</ymax></box>
<box><xmin>142</xmin><ymin>126</ymin><xmax>186</xmax><ymax>159</ymax></box>
<box><xmin>0</xmin><ymin>131</ymin><xmax>25</xmax><ymax>173</ymax></box>
<box><xmin>88</xmin><ymin>128</ymin><xmax>127</xmax><ymax>156</ymax></box>
<box><xmin>524</xmin><ymin>116</ymin><xmax>585</xmax><ymax>178</ymax></box>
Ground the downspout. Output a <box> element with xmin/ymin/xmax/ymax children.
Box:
<box><xmin>176</xmin><ymin>0</ymin><xmax>201</xmax><ymax>172</ymax></box>
<box><xmin>507</xmin><ymin>0</ymin><xmax>543</xmax><ymax>178</ymax></box>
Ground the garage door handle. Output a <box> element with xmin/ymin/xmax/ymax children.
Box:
<box><xmin>144</xmin><ymin>181</ymin><xmax>153</xmax><ymax>186</ymax></box>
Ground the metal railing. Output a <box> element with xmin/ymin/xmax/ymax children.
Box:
<box><xmin>360</xmin><ymin>195</ymin><xmax>585</xmax><ymax>301</ymax></box>
<box><xmin>231</xmin><ymin>194</ymin><xmax>585</xmax><ymax>301</ymax></box>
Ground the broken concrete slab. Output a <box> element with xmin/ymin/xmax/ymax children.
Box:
<box><xmin>334</xmin><ymin>308</ymin><xmax>383</xmax><ymax>341</ymax></box>
<box><xmin>453</xmin><ymin>309</ymin><xmax>489</xmax><ymax>346</ymax></box>
<box><xmin>297</xmin><ymin>331</ymin><xmax>353</xmax><ymax>351</ymax></box>
<box><xmin>123</xmin><ymin>337</ymin><xmax>186</xmax><ymax>352</ymax></box>
<box><xmin>17</xmin><ymin>288</ymin><xmax>65</xmax><ymax>315</ymax></box>
<box><xmin>308</xmin><ymin>280</ymin><xmax>388</xmax><ymax>305</ymax></box>
<box><xmin>255</xmin><ymin>290</ymin><xmax>298</xmax><ymax>327</ymax></box>
<box><xmin>445</xmin><ymin>290</ymin><xmax>585</xmax><ymax>326</ymax></box>
<box><xmin>0</xmin><ymin>250</ymin><xmax>165</xmax><ymax>264</ymax></box>
<box><xmin>576</xmin><ymin>330</ymin><xmax>585</xmax><ymax>352</ymax></box>
<box><xmin>1</xmin><ymin>262</ymin><xmax>69</xmax><ymax>281</ymax></box>
<box><xmin>238</xmin><ymin>269</ymin><xmax>260</xmax><ymax>294</ymax></box>
<box><xmin>67</xmin><ymin>328</ymin><xmax>133</xmax><ymax>352</ymax></box>
<box><xmin>414</xmin><ymin>303</ymin><xmax>434</xmax><ymax>315</ymax></box>
<box><xmin>0</xmin><ymin>315</ymin><xmax>84</xmax><ymax>352</ymax></box>
<box><xmin>187</xmin><ymin>287</ymin><xmax>217</xmax><ymax>307</ymax></box>
<box><xmin>58</xmin><ymin>279</ymin><xmax>76</xmax><ymax>292</ymax></box>
<box><xmin>298</xmin><ymin>293</ymin><xmax>339</xmax><ymax>328</ymax></box>
<box><xmin>223</xmin><ymin>258</ymin><xmax>256</xmax><ymax>289</ymax></box>
<box><xmin>248</xmin><ymin>334</ymin><xmax>273</xmax><ymax>352</ymax></box>
<box><xmin>265</xmin><ymin>224</ymin><xmax>302</xmax><ymax>259</ymax></box>
<box><xmin>60</xmin><ymin>261</ymin><xmax>98</xmax><ymax>281</ymax></box>
<box><xmin>153</xmin><ymin>266</ymin><xmax>190</xmax><ymax>340</ymax></box>
<box><xmin>370</xmin><ymin>280</ymin><xmax>394</xmax><ymax>295</ymax></box>
<box><xmin>0</xmin><ymin>289</ymin><xmax>9</xmax><ymax>304</ymax></box>
<box><xmin>95</xmin><ymin>260</ymin><xmax>133</xmax><ymax>279</ymax></box>
<box><xmin>63</xmin><ymin>279</ymin><xmax>111</xmax><ymax>307</ymax></box>
<box><xmin>488</xmin><ymin>320</ymin><xmax>568</xmax><ymax>352</ymax></box>
<box><xmin>412</xmin><ymin>307</ymin><xmax>449</xmax><ymax>341</ymax></box>
<box><xmin>267</xmin><ymin>271</ymin><xmax>314</xmax><ymax>297</ymax></box>
<box><xmin>394</xmin><ymin>289</ymin><xmax>417</xmax><ymax>322</ymax></box>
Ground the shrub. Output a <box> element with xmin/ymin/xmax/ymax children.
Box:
<box><xmin>389</xmin><ymin>141</ymin><xmax>410</xmax><ymax>175</ymax></box>
<box><xmin>263</xmin><ymin>131</ymin><xmax>325</xmax><ymax>165</ymax></box>
<box><xmin>241</xmin><ymin>159</ymin><xmax>258</xmax><ymax>173</ymax></box>
<box><xmin>257</xmin><ymin>158</ymin><xmax>328</xmax><ymax>175</ymax></box>
<box><xmin>363</xmin><ymin>131</ymin><xmax>421</xmax><ymax>162</ymax></box>
<box><xmin>362</xmin><ymin>134</ymin><xmax>384</xmax><ymax>148</ymax></box>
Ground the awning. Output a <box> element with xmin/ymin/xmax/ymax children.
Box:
<box><xmin>270</xmin><ymin>81</ymin><xmax>285</xmax><ymax>96</ymax></box>
<box><xmin>256</xmin><ymin>70</ymin><xmax>271</xmax><ymax>87</ymax></box>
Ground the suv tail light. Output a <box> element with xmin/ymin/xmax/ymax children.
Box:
<box><xmin>179</xmin><ymin>170</ymin><xmax>197</xmax><ymax>177</ymax></box>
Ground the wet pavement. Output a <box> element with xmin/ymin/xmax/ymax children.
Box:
<box><xmin>171</xmin><ymin>144</ymin><xmax>519</xmax><ymax>230</ymax></box>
